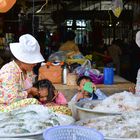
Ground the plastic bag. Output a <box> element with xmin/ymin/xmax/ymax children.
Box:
<box><xmin>72</xmin><ymin>53</ymin><xmax>85</xmax><ymax>59</ymax></box>
<box><xmin>74</xmin><ymin>59</ymin><xmax>91</xmax><ymax>75</ymax></box>
<box><xmin>48</xmin><ymin>51</ymin><xmax>67</xmax><ymax>62</ymax></box>
<box><xmin>112</xmin><ymin>0</ymin><xmax>123</xmax><ymax>18</ymax></box>
<box><xmin>87</xmin><ymin>71</ymin><xmax>104</xmax><ymax>84</ymax></box>
<box><xmin>74</xmin><ymin>60</ymin><xmax>103</xmax><ymax>84</ymax></box>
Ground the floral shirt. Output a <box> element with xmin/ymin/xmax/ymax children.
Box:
<box><xmin>0</xmin><ymin>60</ymin><xmax>34</xmax><ymax>105</ymax></box>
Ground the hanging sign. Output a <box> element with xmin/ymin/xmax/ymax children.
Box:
<box><xmin>0</xmin><ymin>0</ymin><xmax>16</xmax><ymax>13</ymax></box>
<box><xmin>112</xmin><ymin>0</ymin><xmax>123</xmax><ymax>18</ymax></box>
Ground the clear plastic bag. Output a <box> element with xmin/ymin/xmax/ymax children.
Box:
<box><xmin>74</xmin><ymin>60</ymin><xmax>103</xmax><ymax>84</ymax></box>
<box><xmin>74</xmin><ymin>59</ymin><xmax>91</xmax><ymax>75</ymax></box>
<box><xmin>48</xmin><ymin>51</ymin><xmax>67</xmax><ymax>62</ymax></box>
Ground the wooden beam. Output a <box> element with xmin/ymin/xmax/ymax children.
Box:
<box><xmin>61</xmin><ymin>10</ymin><xmax>133</xmax><ymax>22</ymax></box>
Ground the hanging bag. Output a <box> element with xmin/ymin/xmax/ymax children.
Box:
<box><xmin>38</xmin><ymin>62</ymin><xmax>64</xmax><ymax>84</ymax></box>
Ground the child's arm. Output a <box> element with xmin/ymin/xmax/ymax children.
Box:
<box><xmin>27</xmin><ymin>87</ymin><xmax>39</xmax><ymax>97</ymax></box>
<box><xmin>76</xmin><ymin>92</ymin><xmax>84</xmax><ymax>102</ymax></box>
<box><xmin>51</xmin><ymin>90</ymin><xmax>59</xmax><ymax>101</ymax></box>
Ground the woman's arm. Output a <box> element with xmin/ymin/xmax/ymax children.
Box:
<box><xmin>0</xmin><ymin>71</ymin><xmax>28</xmax><ymax>104</ymax></box>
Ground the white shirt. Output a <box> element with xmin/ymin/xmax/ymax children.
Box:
<box><xmin>136</xmin><ymin>69</ymin><xmax>140</xmax><ymax>95</ymax></box>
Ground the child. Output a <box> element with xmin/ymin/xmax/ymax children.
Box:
<box><xmin>33</xmin><ymin>79</ymin><xmax>67</xmax><ymax>105</ymax></box>
<box><xmin>69</xmin><ymin>76</ymin><xmax>107</xmax><ymax>119</ymax></box>
<box><xmin>71</xmin><ymin>76</ymin><xmax>98</xmax><ymax>102</ymax></box>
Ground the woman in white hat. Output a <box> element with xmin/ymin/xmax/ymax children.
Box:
<box><xmin>0</xmin><ymin>34</ymin><xmax>45</xmax><ymax>112</ymax></box>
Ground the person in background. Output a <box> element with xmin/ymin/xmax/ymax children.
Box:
<box><xmin>0</xmin><ymin>34</ymin><xmax>45</xmax><ymax>112</ymax></box>
<box><xmin>70</xmin><ymin>76</ymin><xmax>98</xmax><ymax>102</ymax></box>
<box><xmin>33</xmin><ymin>79</ymin><xmax>67</xmax><ymax>105</ymax></box>
<box><xmin>129</xmin><ymin>31</ymin><xmax>140</xmax><ymax>95</ymax></box>
<box><xmin>108</xmin><ymin>40</ymin><xmax>122</xmax><ymax>75</ymax></box>
<box><xmin>95</xmin><ymin>41</ymin><xmax>108</xmax><ymax>56</ymax></box>
<box><xmin>93</xmin><ymin>41</ymin><xmax>112</xmax><ymax>67</ymax></box>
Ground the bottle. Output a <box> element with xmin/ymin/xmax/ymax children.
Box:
<box><xmin>103</xmin><ymin>67</ymin><xmax>114</xmax><ymax>85</ymax></box>
<box><xmin>62</xmin><ymin>64</ymin><xmax>67</xmax><ymax>85</ymax></box>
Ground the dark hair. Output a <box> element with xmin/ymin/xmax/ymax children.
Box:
<box><xmin>77</xmin><ymin>76</ymin><xmax>92</xmax><ymax>86</ymax></box>
<box><xmin>33</xmin><ymin>79</ymin><xmax>55</xmax><ymax>102</ymax></box>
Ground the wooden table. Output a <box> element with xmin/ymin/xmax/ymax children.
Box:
<box><xmin>54</xmin><ymin>75</ymin><xmax>135</xmax><ymax>101</ymax></box>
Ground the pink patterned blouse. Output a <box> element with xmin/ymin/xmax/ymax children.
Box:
<box><xmin>0</xmin><ymin>60</ymin><xmax>34</xmax><ymax>105</ymax></box>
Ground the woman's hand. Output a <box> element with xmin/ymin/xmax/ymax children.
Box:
<box><xmin>27</xmin><ymin>87</ymin><xmax>39</xmax><ymax>97</ymax></box>
<box><xmin>51</xmin><ymin>90</ymin><xmax>59</xmax><ymax>101</ymax></box>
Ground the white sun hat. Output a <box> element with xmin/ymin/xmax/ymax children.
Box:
<box><xmin>136</xmin><ymin>31</ymin><xmax>140</xmax><ymax>48</ymax></box>
<box><xmin>10</xmin><ymin>34</ymin><xmax>45</xmax><ymax>64</ymax></box>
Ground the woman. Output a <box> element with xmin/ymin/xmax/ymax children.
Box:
<box><xmin>0</xmin><ymin>34</ymin><xmax>45</xmax><ymax>112</ymax></box>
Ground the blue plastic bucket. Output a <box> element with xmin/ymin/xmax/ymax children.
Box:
<box><xmin>103</xmin><ymin>67</ymin><xmax>114</xmax><ymax>85</ymax></box>
<box><xmin>43</xmin><ymin>125</ymin><xmax>104</xmax><ymax>140</ymax></box>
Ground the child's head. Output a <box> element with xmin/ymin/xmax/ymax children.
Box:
<box><xmin>77</xmin><ymin>76</ymin><xmax>92</xmax><ymax>91</ymax></box>
<box><xmin>76</xmin><ymin>76</ymin><xmax>98</xmax><ymax>100</ymax></box>
<box><xmin>33</xmin><ymin>79</ymin><xmax>55</xmax><ymax>103</ymax></box>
